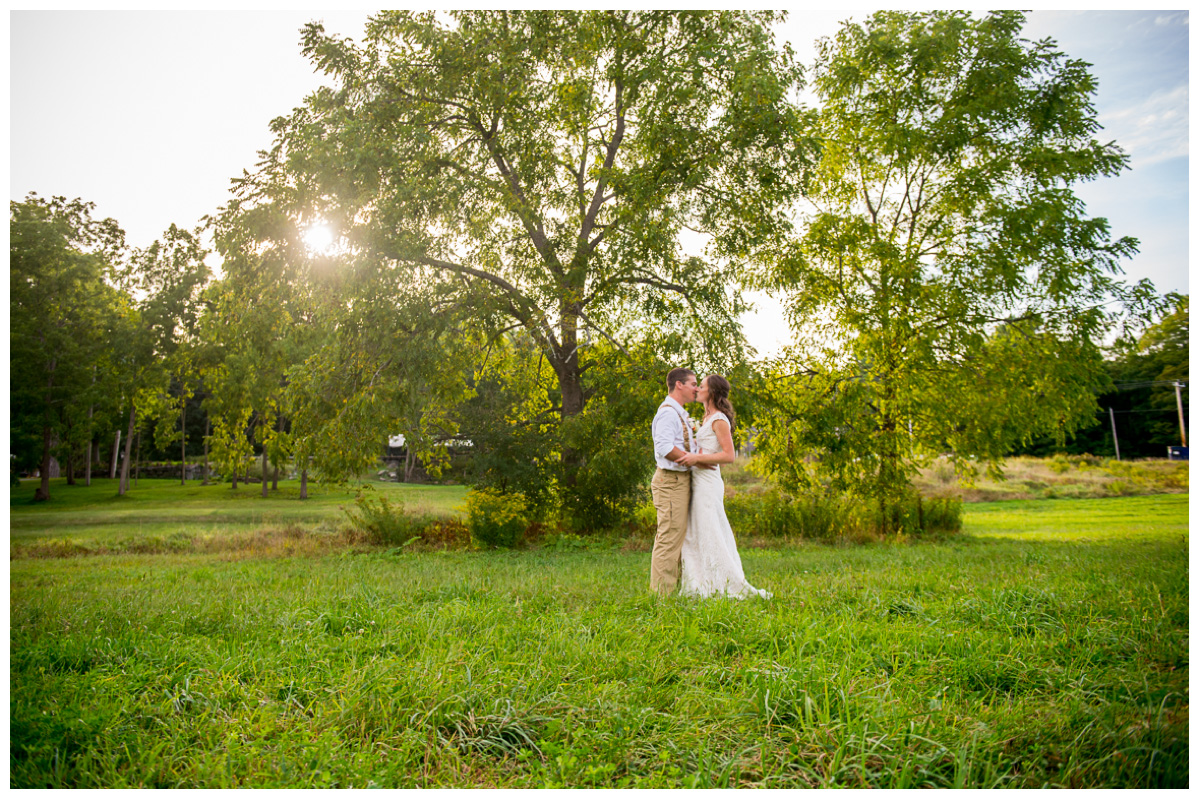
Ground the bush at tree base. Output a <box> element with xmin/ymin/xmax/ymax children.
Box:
<box><xmin>559</xmin><ymin>400</ymin><xmax>654</xmax><ymax>531</ymax></box>
<box><xmin>465</xmin><ymin>487</ymin><xmax>530</xmax><ymax>549</ymax></box>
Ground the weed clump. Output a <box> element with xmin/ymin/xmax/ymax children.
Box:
<box><xmin>342</xmin><ymin>493</ymin><xmax>423</xmax><ymax>547</ymax></box>
<box><xmin>342</xmin><ymin>493</ymin><xmax>469</xmax><ymax>550</ymax></box>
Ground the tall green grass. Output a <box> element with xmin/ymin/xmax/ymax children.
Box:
<box><xmin>9</xmin><ymin>494</ymin><xmax>1187</xmax><ymax>788</ymax></box>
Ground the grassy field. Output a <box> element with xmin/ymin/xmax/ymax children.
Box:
<box><xmin>910</xmin><ymin>455</ymin><xmax>1188</xmax><ymax>502</ymax></box>
<box><xmin>9</xmin><ymin>480</ymin><xmax>1188</xmax><ymax>788</ymax></box>
<box><xmin>9</xmin><ymin>478</ymin><xmax>467</xmax><ymax>557</ymax></box>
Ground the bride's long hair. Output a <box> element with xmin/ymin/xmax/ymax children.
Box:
<box><xmin>705</xmin><ymin>374</ymin><xmax>736</xmax><ymax>430</ymax></box>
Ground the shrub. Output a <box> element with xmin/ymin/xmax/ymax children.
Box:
<box><xmin>932</xmin><ymin>458</ymin><xmax>956</xmax><ymax>485</ymax></box>
<box><xmin>465</xmin><ymin>487</ymin><xmax>529</xmax><ymax>549</ymax></box>
<box><xmin>559</xmin><ymin>400</ymin><xmax>654</xmax><ymax>531</ymax></box>
<box><xmin>725</xmin><ymin>488</ymin><xmax>961</xmax><ymax>541</ymax></box>
<box><xmin>1162</xmin><ymin>465</ymin><xmax>1189</xmax><ymax>489</ymax></box>
<box><xmin>412</xmin><ymin>517</ymin><xmax>471</xmax><ymax>550</ymax></box>
<box><xmin>342</xmin><ymin>494</ymin><xmax>422</xmax><ymax>547</ymax></box>
<box><xmin>916</xmin><ymin>495</ymin><xmax>962</xmax><ymax>534</ymax></box>
<box><xmin>633</xmin><ymin>500</ymin><xmax>658</xmax><ymax>533</ymax></box>
<box><xmin>726</xmin><ymin>489</ymin><xmax>840</xmax><ymax>541</ymax></box>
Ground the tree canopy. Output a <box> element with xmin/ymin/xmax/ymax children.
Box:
<box><xmin>229</xmin><ymin>9</ymin><xmax>807</xmax><ymax>424</ymax></box>
<box><xmin>749</xmin><ymin>10</ymin><xmax>1158</xmax><ymax>527</ymax></box>
<box><xmin>10</xmin><ymin>195</ymin><xmax>126</xmax><ymax>500</ymax></box>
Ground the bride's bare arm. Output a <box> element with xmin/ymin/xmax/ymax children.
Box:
<box><xmin>678</xmin><ymin>419</ymin><xmax>736</xmax><ymax>466</ymax></box>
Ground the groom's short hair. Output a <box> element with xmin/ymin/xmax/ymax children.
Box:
<box><xmin>667</xmin><ymin>368</ymin><xmax>695</xmax><ymax>393</ymax></box>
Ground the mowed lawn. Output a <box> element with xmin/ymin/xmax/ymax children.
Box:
<box><xmin>9</xmin><ymin>483</ymin><xmax>1188</xmax><ymax>788</ymax></box>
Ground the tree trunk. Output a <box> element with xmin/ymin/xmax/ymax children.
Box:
<box><xmin>34</xmin><ymin>424</ymin><xmax>52</xmax><ymax>502</ymax></box>
<box><xmin>202</xmin><ymin>417</ymin><xmax>210</xmax><ymax>485</ymax></box>
<box><xmin>300</xmin><ymin>468</ymin><xmax>308</xmax><ymax>500</ymax></box>
<box><xmin>404</xmin><ymin>448</ymin><xmax>417</xmax><ymax>483</ymax></box>
<box><xmin>556</xmin><ymin>328</ymin><xmax>586</xmax><ymax>487</ymax></box>
<box><xmin>110</xmin><ymin>430</ymin><xmax>121</xmax><ymax>479</ymax></box>
<box><xmin>35</xmin><ymin>360</ymin><xmax>57</xmax><ymax>501</ymax></box>
<box><xmin>66</xmin><ymin>445</ymin><xmax>77</xmax><ymax>486</ymax></box>
<box><xmin>86</xmin><ymin>371</ymin><xmax>95</xmax><ymax>487</ymax></box>
<box><xmin>231</xmin><ymin>460</ymin><xmax>239</xmax><ymax>490</ymax></box>
<box><xmin>261</xmin><ymin>421</ymin><xmax>269</xmax><ymax>498</ymax></box>
<box><xmin>272</xmin><ymin>415</ymin><xmax>282</xmax><ymax>490</ymax></box>
<box><xmin>180</xmin><ymin>398</ymin><xmax>187</xmax><ymax>485</ymax></box>
<box><xmin>118</xmin><ymin>404</ymin><xmax>136</xmax><ymax>495</ymax></box>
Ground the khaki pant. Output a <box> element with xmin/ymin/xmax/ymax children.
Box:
<box><xmin>650</xmin><ymin>467</ymin><xmax>691</xmax><ymax>596</ymax></box>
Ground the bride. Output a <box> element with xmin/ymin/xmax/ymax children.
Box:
<box><xmin>676</xmin><ymin>375</ymin><xmax>771</xmax><ymax>599</ymax></box>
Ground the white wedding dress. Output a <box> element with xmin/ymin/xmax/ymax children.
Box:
<box><xmin>679</xmin><ymin>412</ymin><xmax>772</xmax><ymax>599</ymax></box>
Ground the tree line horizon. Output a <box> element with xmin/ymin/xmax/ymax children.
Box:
<box><xmin>10</xmin><ymin>10</ymin><xmax>1186</xmax><ymax>532</ymax></box>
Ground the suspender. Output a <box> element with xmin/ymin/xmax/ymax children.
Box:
<box><xmin>659</xmin><ymin>402</ymin><xmax>692</xmax><ymax>452</ymax></box>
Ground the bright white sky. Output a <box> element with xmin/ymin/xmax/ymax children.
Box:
<box><xmin>8</xmin><ymin>9</ymin><xmax>1190</xmax><ymax>357</ymax></box>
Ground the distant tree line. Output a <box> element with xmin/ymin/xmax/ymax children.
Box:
<box><xmin>1011</xmin><ymin>296</ymin><xmax>1188</xmax><ymax>460</ymax></box>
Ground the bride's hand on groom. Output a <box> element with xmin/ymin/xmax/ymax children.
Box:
<box><xmin>678</xmin><ymin>452</ymin><xmax>716</xmax><ymax>470</ymax></box>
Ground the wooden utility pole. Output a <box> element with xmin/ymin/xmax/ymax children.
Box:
<box><xmin>1174</xmin><ymin>382</ymin><xmax>1187</xmax><ymax>447</ymax></box>
<box><xmin>1109</xmin><ymin>407</ymin><xmax>1120</xmax><ymax>460</ymax></box>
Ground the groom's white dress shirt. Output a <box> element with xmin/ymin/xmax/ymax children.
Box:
<box><xmin>652</xmin><ymin>395</ymin><xmax>694</xmax><ymax>472</ymax></box>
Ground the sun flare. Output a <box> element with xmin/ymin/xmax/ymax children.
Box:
<box><xmin>302</xmin><ymin>223</ymin><xmax>336</xmax><ymax>255</ymax></box>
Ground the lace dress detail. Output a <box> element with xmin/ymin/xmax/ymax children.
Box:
<box><xmin>679</xmin><ymin>412</ymin><xmax>771</xmax><ymax>599</ymax></box>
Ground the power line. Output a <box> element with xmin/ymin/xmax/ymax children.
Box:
<box><xmin>1112</xmin><ymin>380</ymin><xmax>1187</xmax><ymax>389</ymax></box>
<box><xmin>1114</xmin><ymin>411</ymin><xmax>1180</xmax><ymax>416</ymax></box>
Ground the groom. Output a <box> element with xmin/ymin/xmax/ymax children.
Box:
<box><xmin>649</xmin><ymin>367</ymin><xmax>709</xmax><ymax>596</ymax></box>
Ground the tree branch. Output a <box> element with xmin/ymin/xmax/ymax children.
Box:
<box><xmin>478</xmin><ymin>129</ymin><xmax>565</xmax><ymax>278</ymax></box>
<box><xmin>580</xmin><ymin>78</ymin><xmax>625</xmax><ymax>254</ymax></box>
<box><xmin>408</xmin><ymin>251</ymin><xmax>560</xmax><ymax>352</ymax></box>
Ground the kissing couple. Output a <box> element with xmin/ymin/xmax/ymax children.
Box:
<box><xmin>649</xmin><ymin>368</ymin><xmax>771</xmax><ymax>599</ymax></box>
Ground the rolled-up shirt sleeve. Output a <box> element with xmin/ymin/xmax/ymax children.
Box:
<box><xmin>652</xmin><ymin>407</ymin><xmax>682</xmax><ymax>461</ymax></box>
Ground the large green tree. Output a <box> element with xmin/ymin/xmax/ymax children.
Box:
<box><xmin>209</xmin><ymin>191</ymin><xmax>472</xmax><ymax>497</ymax></box>
<box><xmin>751</xmin><ymin>11</ymin><xmax>1158</xmax><ymax>529</ymax></box>
<box><xmin>122</xmin><ymin>225</ymin><xmax>211</xmax><ymax>484</ymax></box>
<box><xmin>196</xmin><ymin>267</ymin><xmax>293</xmax><ymax>494</ymax></box>
<box><xmin>105</xmin><ymin>226</ymin><xmax>211</xmax><ymax>496</ymax></box>
<box><xmin>281</xmin><ymin>259</ymin><xmax>475</xmax><ymax>490</ymax></box>
<box><xmin>10</xmin><ymin>195</ymin><xmax>126</xmax><ymax>501</ymax></box>
<box><xmin>230</xmin><ymin>10</ymin><xmax>810</xmax><ymax>488</ymax></box>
